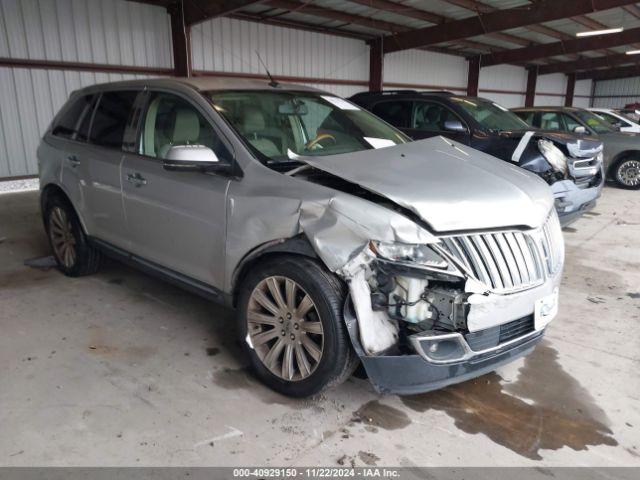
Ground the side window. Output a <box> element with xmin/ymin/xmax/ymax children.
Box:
<box><xmin>372</xmin><ymin>101</ymin><xmax>412</xmax><ymax>128</ymax></box>
<box><xmin>412</xmin><ymin>101</ymin><xmax>462</xmax><ymax>131</ymax></box>
<box><xmin>598</xmin><ymin>112</ymin><xmax>630</xmax><ymax>127</ymax></box>
<box><xmin>516</xmin><ymin>111</ymin><xmax>536</xmax><ymax>126</ymax></box>
<box><xmin>539</xmin><ymin>112</ymin><xmax>564</xmax><ymax>131</ymax></box>
<box><xmin>140</xmin><ymin>92</ymin><xmax>231</xmax><ymax>161</ymax></box>
<box><xmin>89</xmin><ymin>91</ymin><xmax>139</xmax><ymax>149</ymax></box>
<box><xmin>51</xmin><ymin>95</ymin><xmax>94</xmax><ymax>140</ymax></box>
<box><xmin>560</xmin><ymin>114</ymin><xmax>583</xmax><ymax>132</ymax></box>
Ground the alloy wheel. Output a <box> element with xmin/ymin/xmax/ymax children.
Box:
<box><xmin>49</xmin><ymin>206</ymin><xmax>76</xmax><ymax>268</ymax></box>
<box><xmin>618</xmin><ymin>160</ymin><xmax>640</xmax><ymax>187</ymax></box>
<box><xmin>247</xmin><ymin>276</ymin><xmax>324</xmax><ymax>381</ymax></box>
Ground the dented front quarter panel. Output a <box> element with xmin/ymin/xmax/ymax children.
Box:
<box><xmin>224</xmin><ymin>158</ymin><xmax>437</xmax><ymax>292</ymax></box>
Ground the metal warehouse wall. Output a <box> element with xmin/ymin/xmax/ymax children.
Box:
<box><xmin>478</xmin><ymin>64</ymin><xmax>526</xmax><ymax>107</ymax></box>
<box><xmin>592</xmin><ymin>77</ymin><xmax>640</xmax><ymax>108</ymax></box>
<box><xmin>383</xmin><ymin>49</ymin><xmax>468</xmax><ymax>92</ymax></box>
<box><xmin>535</xmin><ymin>73</ymin><xmax>566</xmax><ymax>107</ymax></box>
<box><xmin>0</xmin><ymin>0</ymin><xmax>591</xmax><ymax>179</ymax></box>
<box><xmin>0</xmin><ymin>0</ymin><xmax>172</xmax><ymax>178</ymax></box>
<box><xmin>574</xmin><ymin>80</ymin><xmax>593</xmax><ymax>108</ymax></box>
<box><xmin>191</xmin><ymin>16</ymin><xmax>369</xmax><ymax>99</ymax></box>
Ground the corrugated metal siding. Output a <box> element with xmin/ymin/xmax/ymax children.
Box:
<box><xmin>383</xmin><ymin>49</ymin><xmax>468</xmax><ymax>90</ymax></box>
<box><xmin>0</xmin><ymin>68</ymin><xmax>153</xmax><ymax>177</ymax></box>
<box><xmin>0</xmin><ymin>0</ymin><xmax>172</xmax><ymax>66</ymax></box>
<box><xmin>478</xmin><ymin>64</ymin><xmax>526</xmax><ymax>107</ymax></box>
<box><xmin>593</xmin><ymin>77</ymin><xmax>640</xmax><ymax>108</ymax></box>
<box><xmin>191</xmin><ymin>16</ymin><xmax>369</xmax><ymax>84</ymax></box>
<box><xmin>573</xmin><ymin>79</ymin><xmax>592</xmax><ymax>108</ymax></box>
<box><xmin>0</xmin><ymin>0</ymin><xmax>171</xmax><ymax>178</ymax></box>
<box><xmin>535</xmin><ymin>74</ymin><xmax>565</xmax><ymax>106</ymax></box>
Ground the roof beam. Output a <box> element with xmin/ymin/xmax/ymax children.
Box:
<box><xmin>348</xmin><ymin>0</ymin><xmax>532</xmax><ymax>47</ymax></box>
<box><xmin>538</xmin><ymin>53</ymin><xmax>640</xmax><ymax>75</ymax></box>
<box><xmin>482</xmin><ymin>26</ymin><xmax>640</xmax><ymax>66</ymax></box>
<box><xmin>127</xmin><ymin>0</ymin><xmax>264</xmax><ymax>25</ymax></box>
<box><xmin>265</xmin><ymin>0</ymin><xmax>503</xmax><ymax>55</ymax></box>
<box><xmin>182</xmin><ymin>0</ymin><xmax>264</xmax><ymax>25</ymax></box>
<box><xmin>228</xmin><ymin>12</ymin><xmax>372</xmax><ymax>40</ymax></box>
<box><xmin>624</xmin><ymin>4</ymin><xmax>640</xmax><ymax>18</ymax></box>
<box><xmin>381</xmin><ymin>0</ymin><xmax>637</xmax><ymax>54</ymax></box>
<box><xmin>442</xmin><ymin>0</ymin><xmax>572</xmax><ymax>41</ymax></box>
<box><xmin>577</xmin><ymin>64</ymin><xmax>640</xmax><ymax>81</ymax></box>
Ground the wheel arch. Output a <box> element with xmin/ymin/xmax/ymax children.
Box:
<box><xmin>231</xmin><ymin>234</ymin><xmax>322</xmax><ymax>307</ymax></box>
<box><xmin>40</xmin><ymin>183</ymin><xmax>88</xmax><ymax>234</ymax></box>
<box><xmin>609</xmin><ymin>150</ymin><xmax>640</xmax><ymax>175</ymax></box>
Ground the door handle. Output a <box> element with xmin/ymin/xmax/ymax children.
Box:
<box><xmin>67</xmin><ymin>155</ymin><xmax>80</xmax><ymax>167</ymax></box>
<box><xmin>126</xmin><ymin>172</ymin><xmax>147</xmax><ymax>187</ymax></box>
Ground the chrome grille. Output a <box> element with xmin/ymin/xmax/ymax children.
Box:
<box><xmin>441</xmin><ymin>211</ymin><xmax>563</xmax><ymax>293</ymax></box>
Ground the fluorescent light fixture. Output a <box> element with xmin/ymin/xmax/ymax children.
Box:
<box><xmin>576</xmin><ymin>27</ymin><xmax>623</xmax><ymax>37</ymax></box>
<box><xmin>626</xmin><ymin>49</ymin><xmax>640</xmax><ymax>55</ymax></box>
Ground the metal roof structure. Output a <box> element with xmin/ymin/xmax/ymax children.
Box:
<box><xmin>131</xmin><ymin>0</ymin><xmax>640</xmax><ymax>81</ymax></box>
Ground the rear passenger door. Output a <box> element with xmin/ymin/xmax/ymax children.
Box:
<box><xmin>121</xmin><ymin>90</ymin><xmax>233</xmax><ymax>290</ymax></box>
<box><xmin>51</xmin><ymin>93</ymin><xmax>96</xmax><ymax>222</ymax></box>
<box><xmin>407</xmin><ymin>100</ymin><xmax>470</xmax><ymax>144</ymax></box>
<box><xmin>82</xmin><ymin>89</ymin><xmax>141</xmax><ymax>248</ymax></box>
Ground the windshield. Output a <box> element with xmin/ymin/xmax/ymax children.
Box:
<box><xmin>206</xmin><ymin>90</ymin><xmax>408</xmax><ymax>167</ymax></box>
<box><xmin>450</xmin><ymin>97</ymin><xmax>530</xmax><ymax>131</ymax></box>
<box><xmin>573</xmin><ymin>110</ymin><xmax>615</xmax><ymax>134</ymax></box>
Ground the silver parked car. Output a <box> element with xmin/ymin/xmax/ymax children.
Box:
<box><xmin>513</xmin><ymin>106</ymin><xmax>640</xmax><ymax>189</ymax></box>
<box><xmin>38</xmin><ymin>78</ymin><xmax>564</xmax><ymax>397</ymax></box>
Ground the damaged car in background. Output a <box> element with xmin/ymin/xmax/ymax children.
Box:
<box><xmin>38</xmin><ymin>78</ymin><xmax>564</xmax><ymax>397</ymax></box>
<box><xmin>350</xmin><ymin>91</ymin><xmax>604</xmax><ymax>226</ymax></box>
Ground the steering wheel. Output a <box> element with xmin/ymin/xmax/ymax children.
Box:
<box><xmin>305</xmin><ymin>133</ymin><xmax>336</xmax><ymax>150</ymax></box>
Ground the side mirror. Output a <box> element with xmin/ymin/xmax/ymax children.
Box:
<box><xmin>162</xmin><ymin>145</ymin><xmax>231</xmax><ymax>173</ymax></box>
<box><xmin>573</xmin><ymin>126</ymin><xmax>586</xmax><ymax>134</ymax></box>
<box><xmin>443</xmin><ymin>120</ymin><xmax>467</xmax><ymax>133</ymax></box>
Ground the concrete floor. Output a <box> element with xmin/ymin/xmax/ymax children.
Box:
<box><xmin>0</xmin><ymin>187</ymin><xmax>639</xmax><ymax>467</ymax></box>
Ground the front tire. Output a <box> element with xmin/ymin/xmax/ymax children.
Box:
<box><xmin>613</xmin><ymin>158</ymin><xmax>640</xmax><ymax>189</ymax></box>
<box><xmin>237</xmin><ymin>256</ymin><xmax>358</xmax><ymax>397</ymax></box>
<box><xmin>44</xmin><ymin>195</ymin><xmax>102</xmax><ymax>276</ymax></box>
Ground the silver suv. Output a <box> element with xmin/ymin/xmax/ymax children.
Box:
<box><xmin>38</xmin><ymin>78</ymin><xmax>564</xmax><ymax>397</ymax></box>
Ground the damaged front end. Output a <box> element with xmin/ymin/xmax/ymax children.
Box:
<box><xmin>229</xmin><ymin>138</ymin><xmax>564</xmax><ymax>395</ymax></box>
<box><xmin>337</xmin><ymin>213</ymin><xmax>563</xmax><ymax>395</ymax></box>
<box><xmin>518</xmin><ymin>133</ymin><xmax>604</xmax><ymax>226</ymax></box>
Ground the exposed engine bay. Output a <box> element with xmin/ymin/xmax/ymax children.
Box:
<box><xmin>291</xmin><ymin>167</ymin><xmax>475</xmax><ymax>354</ymax></box>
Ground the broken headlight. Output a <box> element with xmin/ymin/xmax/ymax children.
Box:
<box><xmin>538</xmin><ymin>139</ymin><xmax>568</xmax><ymax>176</ymax></box>
<box><xmin>370</xmin><ymin>241</ymin><xmax>449</xmax><ymax>269</ymax></box>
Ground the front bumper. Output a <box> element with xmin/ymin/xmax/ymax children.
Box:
<box><xmin>344</xmin><ymin>300</ymin><xmax>545</xmax><ymax>395</ymax></box>
<box><xmin>551</xmin><ymin>171</ymin><xmax>603</xmax><ymax>226</ymax></box>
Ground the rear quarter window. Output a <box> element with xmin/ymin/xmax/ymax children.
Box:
<box><xmin>51</xmin><ymin>95</ymin><xmax>94</xmax><ymax>140</ymax></box>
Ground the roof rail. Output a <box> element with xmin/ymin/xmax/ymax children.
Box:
<box><xmin>418</xmin><ymin>90</ymin><xmax>455</xmax><ymax>95</ymax></box>
<box><xmin>379</xmin><ymin>89</ymin><xmax>418</xmax><ymax>94</ymax></box>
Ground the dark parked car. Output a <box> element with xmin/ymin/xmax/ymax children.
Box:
<box><xmin>513</xmin><ymin>106</ymin><xmax>640</xmax><ymax>189</ymax></box>
<box><xmin>350</xmin><ymin>91</ymin><xmax>604</xmax><ymax>225</ymax></box>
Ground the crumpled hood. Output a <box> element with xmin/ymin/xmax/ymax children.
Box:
<box><xmin>298</xmin><ymin>137</ymin><xmax>554</xmax><ymax>233</ymax></box>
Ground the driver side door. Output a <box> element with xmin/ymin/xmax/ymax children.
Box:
<box><xmin>406</xmin><ymin>100</ymin><xmax>470</xmax><ymax>144</ymax></box>
<box><xmin>121</xmin><ymin>90</ymin><xmax>234</xmax><ymax>290</ymax></box>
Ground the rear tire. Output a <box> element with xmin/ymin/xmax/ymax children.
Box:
<box><xmin>613</xmin><ymin>158</ymin><xmax>640</xmax><ymax>189</ymax></box>
<box><xmin>237</xmin><ymin>256</ymin><xmax>358</xmax><ymax>397</ymax></box>
<box><xmin>44</xmin><ymin>194</ymin><xmax>102</xmax><ymax>277</ymax></box>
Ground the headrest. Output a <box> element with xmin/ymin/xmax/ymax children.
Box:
<box><xmin>243</xmin><ymin>107</ymin><xmax>266</xmax><ymax>132</ymax></box>
<box><xmin>172</xmin><ymin>108</ymin><xmax>200</xmax><ymax>144</ymax></box>
<box><xmin>426</xmin><ymin>107</ymin><xmax>440</xmax><ymax>122</ymax></box>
